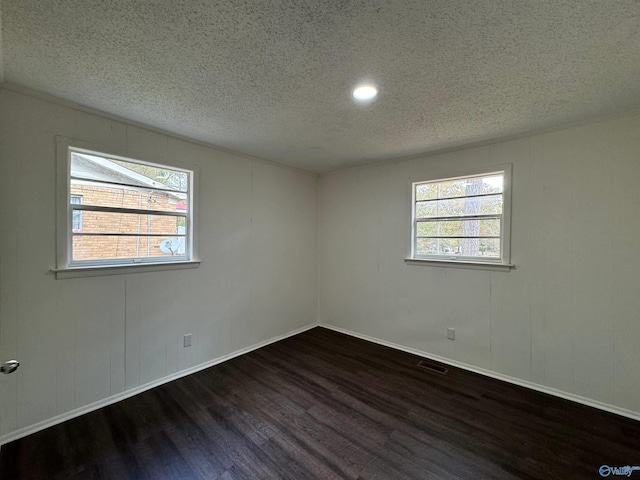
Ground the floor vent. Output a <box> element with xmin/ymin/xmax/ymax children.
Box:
<box><xmin>417</xmin><ymin>360</ymin><xmax>449</xmax><ymax>375</ymax></box>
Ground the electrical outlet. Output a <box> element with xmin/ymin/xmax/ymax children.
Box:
<box><xmin>447</xmin><ymin>328</ymin><xmax>455</xmax><ymax>340</ymax></box>
<box><xmin>183</xmin><ymin>333</ymin><xmax>192</xmax><ymax>348</ymax></box>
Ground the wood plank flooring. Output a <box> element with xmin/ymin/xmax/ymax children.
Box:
<box><xmin>1</xmin><ymin>327</ymin><xmax>639</xmax><ymax>479</ymax></box>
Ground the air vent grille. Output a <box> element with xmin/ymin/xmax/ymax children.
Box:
<box><xmin>417</xmin><ymin>360</ymin><xmax>449</xmax><ymax>375</ymax></box>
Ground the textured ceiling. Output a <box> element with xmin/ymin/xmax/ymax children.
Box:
<box><xmin>2</xmin><ymin>1</ymin><xmax>640</xmax><ymax>172</ymax></box>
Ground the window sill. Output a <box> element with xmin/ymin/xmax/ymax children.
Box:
<box><xmin>51</xmin><ymin>260</ymin><xmax>201</xmax><ymax>279</ymax></box>
<box><xmin>405</xmin><ymin>258</ymin><xmax>514</xmax><ymax>272</ymax></box>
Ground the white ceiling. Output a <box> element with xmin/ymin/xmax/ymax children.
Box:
<box><xmin>2</xmin><ymin>1</ymin><xmax>640</xmax><ymax>172</ymax></box>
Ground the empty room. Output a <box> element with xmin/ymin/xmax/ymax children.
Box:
<box><xmin>1</xmin><ymin>1</ymin><xmax>640</xmax><ymax>478</ymax></box>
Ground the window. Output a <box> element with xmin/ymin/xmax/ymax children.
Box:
<box><xmin>410</xmin><ymin>165</ymin><xmax>512</xmax><ymax>267</ymax></box>
<box><xmin>55</xmin><ymin>139</ymin><xmax>198</xmax><ymax>275</ymax></box>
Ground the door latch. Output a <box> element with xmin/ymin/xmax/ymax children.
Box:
<box><xmin>1</xmin><ymin>360</ymin><xmax>20</xmax><ymax>374</ymax></box>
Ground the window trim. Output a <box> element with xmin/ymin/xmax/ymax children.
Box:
<box><xmin>406</xmin><ymin>163</ymin><xmax>513</xmax><ymax>270</ymax></box>
<box><xmin>55</xmin><ymin>136</ymin><xmax>200</xmax><ymax>278</ymax></box>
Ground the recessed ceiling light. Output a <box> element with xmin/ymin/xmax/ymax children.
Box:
<box><xmin>352</xmin><ymin>84</ymin><xmax>378</xmax><ymax>101</ymax></box>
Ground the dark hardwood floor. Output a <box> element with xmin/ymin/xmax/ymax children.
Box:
<box><xmin>1</xmin><ymin>327</ymin><xmax>639</xmax><ymax>479</ymax></box>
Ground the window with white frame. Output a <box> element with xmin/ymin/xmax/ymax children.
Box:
<box><xmin>58</xmin><ymin>145</ymin><xmax>195</xmax><ymax>270</ymax></box>
<box><xmin>411</xmin><ymin>165</ymin><xmax>511</xmax><ymax>265</ymax></box>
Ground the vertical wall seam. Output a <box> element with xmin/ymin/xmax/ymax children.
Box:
<box><xmin>109</xmin><ymin>307</ymin><xmax>112</xmax><ymax>396</ymax></box>
<box><xmin>249</xmin><ymin>161</ymin><xmax>254</xmax><ymax>329</ymax></box>
<box><xmin>528</xmin><ymin>137</ymin><xmax>533</xmax><ymax>382</ymax></box>
<box><xmin>316</xmin><ymin>174</ymin><xmax>321</xmax><ymax>326</ymax></box>
<box><xmin>541</xmin><ymin>139</ymin><xmax>547</xmax><ymax>385</ymax></box>
<box><xmin>72</xmin><ymin>287</ymin><xmax>77</xmax><ymax>410</ymax></box>
<box><xmin>489</xmin><ymin>271</ymin><xmax>493</xmax><ymax>372</ymax></box>
<box><xmin>15</xmin><ymin>266</ymin><xmax>20</xmax><ymax>431</ymax></box>
<box><xmin>570</xmin><ymin>129</ymin><xmax>576</xmax><ymax>394</ymax></box>
<box><xmin>609</xmin><ymin>128</ymin><xmax>616</xmax><ymax>401</ymax></box>
<box><xmin>123</xmin><ymin>276</ymin><xmax>127</xmax><ymax>391</ymax></box>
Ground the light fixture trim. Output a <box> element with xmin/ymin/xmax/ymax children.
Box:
<box><xmin>352</xmin><ymin>84</ymin><xmax>378</xmax><ymax>101</ymax></box>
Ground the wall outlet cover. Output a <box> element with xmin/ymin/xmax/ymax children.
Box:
<box><xmin>447</xmin><ymin>328</ymin><xmax>455</xmax><ymax>340</ymax></box>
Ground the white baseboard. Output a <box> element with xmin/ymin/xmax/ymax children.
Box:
<box><xmin>319</xmin><ymin>323</ymin><xmax>640</xmax><ymax>423</ymax></box>
<box><xmin>0</xmin><ymin>323</ymin><xmax>318</xmax><ymax>446</ymax></box>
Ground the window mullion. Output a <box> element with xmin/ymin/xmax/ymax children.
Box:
<box><xmin>70</xmin><ymin>204</ymin><xmax>188</xmax><ymax>217</ymax></box>
<box><xmin>416</xmin><ymin>191</ymin><xmax>503</xmax><ymax>202</ymax></box>
<box><xmin>416</xmin><ymin>236</ymin><xmax>501</xmax><ymax>239</ymax></box>
<box><xmin>415</xmin><ymin>214</ymin><xmax>502</xmax><ymax>222</ymax></box>
<box><xmin>72</xmin><ymin>233</ymin><xmax>187</xmax><ymax>237</ymax></box>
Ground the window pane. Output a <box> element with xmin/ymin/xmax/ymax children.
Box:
<box><xmin>72</xmin><ymin>235</ymin><xmax>185</xmax><ymax>261</ymax></box>
<box><xmin>415</xmin><ymin>174</ymin><xmax>503</xmax><ymax>201</ymax></box>
<box><xmin>480</xmin><ymin>175</ymin><xmax>503</xmax><ymax>194</ymax></box>
<box><xmin>71</xmin><ymin>152</ymin><xmax>189</xmax><ymax>193</ymax></box>
<box><xmin>416</xmin><ymin>237</ymin><xmax>501</xmax><ymax>258</ymax></box>
<box><xmin>478</xmin><ymin>238</ymin><xmax>501</xmax><ymax>257</ymax></box>
<box><xmin>416</xmin><ymin>237</ymin><xmax>463</xmax><ymax>256</ymax></box>
<box><xmin>415</xmin><ymin>184</ymin><xmax>438</xmax><ymax>201</ymax></box>
<box><xmin>110</xmin><ymin>160</ymin><xmax>189</xmax><ymax>193</ymax></box>
<box><xmin>70</xmin><ymin>195</ymin><xmax>83</xmax><ymax>231</ymax></box>
<box><xmin>415</xmin><ymin>201</ymin><xmax>438</xmax><ymax>218</ymax></box>
<box><xmin>72</xmin><ymin>211</ymin><xmax>83</xmax><ymax>232</ymax></box>
<box><xmin>415</xmin><ymin>194</ymin><xmax>502</xmax><ymax>218</ymax></box>
<box><xmin>416</xmin><ymin>218</ymin><xmax>501</xmax><ymax>237</ymax></box>
<box><xmin>72</xmin><ymin>210</ymin><xmax>184</xmax><ymax>236</ymax></box>
<box><xmin>70</xmin><ymin>180</ymin><xmax>188</xmax><ymax>213</ymax></box>
<box><xmin>436</xmin><ymin>179</ymin><xmax>472</xmax><ymax>199</ymax></box>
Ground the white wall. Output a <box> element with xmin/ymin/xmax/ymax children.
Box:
<box><xmin>0</xmin><ymin>89</ymin><xmax>318</xmax><ymax>438</ymax></box>
<box><xmin>319</xmin><ymin>112</ymin><xmax>640</xmax><ymax>415</ymax></box>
